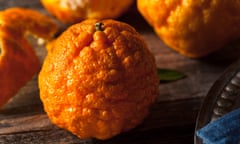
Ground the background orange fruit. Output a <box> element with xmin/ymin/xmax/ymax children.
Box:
<box><xmin>41</xmin><ymin>0</ymin><xmax>134</xmax><ymax>24</ymax></box>
<box><xmin>38</xmin><ymin>19</ymin><xmax>159</xmax><ymax>140</ymax></box>
<box><xmin>0</xmin><ymin>8</ymin><xmax>57</xmax><ymax>108</ymax></box>
<box><xmin>137</xmin><ymin>0</ymin><xmax>240</xmax><ymax>58</ymax></box>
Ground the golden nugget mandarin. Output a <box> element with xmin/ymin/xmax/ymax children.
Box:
<box><xmin>38</xmin><ymin>19</ymin><xmax>159</xmax><ymax>140</ymax></box>
<box><xmin>137</xmin><ymin>0</ymin><xmax>240</xmax><ymax>58</ymax></box>
<box><xmin>41</xmin><ymin>0</ymin><xmax>134</xmax><ymax>23</ymax></box>
<box><xmin>0</xmin><ymin>8</ymin><xmax>57</xmax><ymax>108</ymax></box>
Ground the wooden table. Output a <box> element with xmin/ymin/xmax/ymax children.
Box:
<box><xmin>1</xmin><ymin>1</ymin><xmax>240</xmax><ymax>143</ymax></box>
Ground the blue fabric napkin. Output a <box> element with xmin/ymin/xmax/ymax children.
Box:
<box><xmin>196</xmin><ymin>108</ymin><xmax>240</xmax><ymax>144</ymax></box>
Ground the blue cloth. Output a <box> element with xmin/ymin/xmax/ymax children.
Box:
<box><xmin>196</xmin><ymin>108</ymin><xmax>240</xmax><ymax>144</ymax></box>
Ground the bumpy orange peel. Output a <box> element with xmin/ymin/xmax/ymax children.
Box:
<box><xmin>137</xmin><ymin>0</ymin><xmax>240</xmax><ymax>58</ymax></box>
<box><xmin>41</xmin><ymin>0</ymin><xmax>134</xmax><ymax>23</ymax></box>
<box><xmin>39</xmin><ymin>19</ymin><xmax>159</xmax><ymax>140</ymax></box>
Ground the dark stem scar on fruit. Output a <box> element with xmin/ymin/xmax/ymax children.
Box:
<box><xmin>95</xmin><ymin>22</ymin><xmax>104</xmax><ymax>31</ymax></box>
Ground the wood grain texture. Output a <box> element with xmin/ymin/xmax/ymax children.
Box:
<box><xmin>0</xmin><ymin>0</ymin><xmax>240</xmax><ymax>143</ymax></box>
<box><xmin>0</xmin><ymin>98</ymin><xmax>202</xmax><ymax>144</ymax></box>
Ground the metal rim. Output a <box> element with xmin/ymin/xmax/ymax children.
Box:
<box><xmin>194</xmin><ymin>59</ymin><xmax>240</xmax><ymax>144</ymax></box>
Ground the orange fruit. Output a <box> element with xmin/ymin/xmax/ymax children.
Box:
<box><xmin>0</xmin><ymin>8</ymin><xmax>58</xmax><ymax>108</ymax></box>
<box><xmin>41</xmin><ymin>0</ymin><xmax>134</xmax><ymax>24</ymax></box>
<box><xmin>38</xmin><ymin>19</ymin><xmax>159</xmax><ymax>140</ymax></box>
<box><xmin>137</xmin><ymin>0</ymin><xmax>240</xmax><ymax>58</ymax></box>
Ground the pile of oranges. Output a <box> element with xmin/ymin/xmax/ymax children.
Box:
<box><xmin>0</xmin><ymin>0</ymin><xmax>159</xmax><ymax>140</ymax></box>
<box><xmin>1</xmin><ymin>0</ymin><xmax>240</xmax><ymax>140</ymax></box>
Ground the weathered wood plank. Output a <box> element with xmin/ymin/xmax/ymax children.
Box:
<box><xmin>0</xmin><ymin>0</ymin><xmax>240</xmax><ymax>143</ymax></box>
<box><xmin>0</xmin><ymin>98</ymin><xmax>202</xmax><ymax>144</ymax></box>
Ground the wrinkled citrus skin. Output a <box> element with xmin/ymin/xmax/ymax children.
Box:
<box><xmin>137</xmin><ymin>0</ymin><xmax>240</xmax><ymax>58</ymax></box>
<box><xmin>39</xmin><ymin>19</ymin><xmax>159</xmax><ymax>140</ymax></box>
<box><xmin>0</xmin><ymin>8</ymin><xmax>58</xmax><ymax>108</ymax></box>
<box><xmin>41</xmin><ymin>0</ymin><xmax>134</xmax><ymax>24</ymax></box>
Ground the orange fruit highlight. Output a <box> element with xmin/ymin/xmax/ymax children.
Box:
<box><xmin>137</xmin><ymin>0</ymin><xmax>240</xmax><ymax>58</ymax></box>
<box><xmin>41</xmin><ymin>0</ymin><xmax>134</xmax><ymax>23</ymax></box>
<box><xmin>39</xmin><ymin>19</ymin><xmax>159</xmax><ymax>140</ymax></box>
<box><xmin>0</xmin><ymin>8</ymin><xmax>58</xmax><ymax>108</ymax></box>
